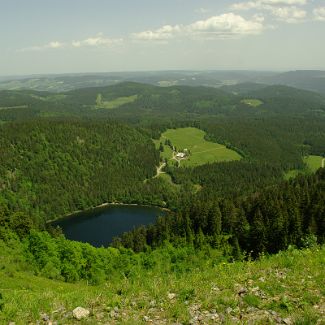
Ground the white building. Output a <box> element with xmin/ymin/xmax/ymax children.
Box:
<box><xmin>176</xmin><ymin>152</ymin><xmax>186</xmax><ymax>159</ymax></box>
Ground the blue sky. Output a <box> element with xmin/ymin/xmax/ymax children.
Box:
<box><xmin>1</xmin><ymin>0</ymin><xmax>325</xmax><ymax>75</ymax></box>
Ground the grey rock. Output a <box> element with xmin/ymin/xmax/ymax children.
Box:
<box><xmin>226</xmin><ymin>307</ymin><xmax>233</xmax><ymax>314</ymax></box>
<box><xmin>72</xmin><ymin>307</ymin><xmax>90</xmax><ymax>320</ymax></box>
<box><xmin>238</xmin><ymin>287</ymin><xmax>248</xmax><ymax>296</ymax></box>
<box><xmin>40</xmin><ymin>313</ymin><xmax>50</xmax><ymax>321</ymax></box>
<box><xmin>283</xmin><ymin>317</ymin><xmax>292</xmax><ymax>325</ymax></box>
<box><xmin>143</xmin><ymin>315</ymin><xmax>150</xmax><ymax>322</ymax></box>
<box><xmin>149</xmin><ymin>300</ymin><xmax>156</xmax><ymax>307</ymax></box>
<box><xmin>109</xmin><ymin>310</ymin><xmax>117</xmax><ymax>318</ymax></box>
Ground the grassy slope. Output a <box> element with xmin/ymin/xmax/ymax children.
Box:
<box><xmin>0</xmin><ymin>246</ymin><xmax>324</xmax><ymax>324</ymax></box>
<box><xmin>285</xmin><ymin>155</ymin><xmax>324</xmax><ymax>179</ymax></box>
<box><xmin>305</xmin><ymin>155</ymin><xmax>324</xmax><ymax>172</ymax></box>
<box><xmin>95</xmin><ymin>94</ymin><xmax>138</xmax><ymax>109</ymax></box>
<box><xmin>155</xmin><ymin>128</ymin><xmax>241</xmax><ymax>167</ymax></box>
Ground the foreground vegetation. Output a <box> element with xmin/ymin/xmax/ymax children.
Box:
<box><xmin>0</xmin><ymin>237</ymin><xmax>324</xmax><ymax>324</ymax></box>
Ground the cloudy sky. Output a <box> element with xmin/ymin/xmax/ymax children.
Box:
<box><xmin>1</xmin><ymin>0</ymin><xmax>325</xmax><ymax>75</ymax></box>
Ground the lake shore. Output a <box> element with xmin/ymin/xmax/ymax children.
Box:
<box><xmin>47</xmin><ymin>201</ymin><xmax>170</xmax><ymax>224</ymax></box>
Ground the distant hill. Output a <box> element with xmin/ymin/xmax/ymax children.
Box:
<box><xmin>259</xmin><ymin>70</ymin><xmax>325</xmax><ymax>95</ymax></box>
<box><xmin>0</xmin><ymin>70</ymin><xmax>276</xmax><ymax>92</ymax></box>
<box><xmin>0</xmin><ymin>82</ymin><xmax>324</xmax><ymax>121</ymax></box>
<box><xmin>1</xmin><ymin>70</ymin><xmax>325</xmax><ymax>95</ymax></box>
<box><xmin>220</xmin><ymin>82</ymin><xmax>268</xmax><ymax>95</ymax></box>
<box><xmin>243</xmin><ymin>85</ymin><xmax>325</xmax><ymax>115</ymax></box>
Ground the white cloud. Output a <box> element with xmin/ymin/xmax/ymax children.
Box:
<box><xmin>260</xmin><ymin>0</ymin><xmax>307</xmax><ymax>5</ymax></box>
<box><xmin>188</xmin><ymin>13</ymin><xmax>264</xmax><ymax>38</ymax></box>
<box><xmin>19</xmin><ymin>34</ymin><xmax>122</xmax><ymax>52</ymax></box>
<box><xmin>72</xmin><ymin>33</ymin><xmax>123</xmax><ymax>48</ymax></box>
<box><xmin>313</xmin><ymin>7</ymin><xmax>325</xmax><ymax>21</ymax></box>
<box><xmin>231</xmin><ymin>0</ymin><xmax>307</xmax><ymax>23</ymax></box>
<box><xmin>131</xmin><ymin>25</ymin><xmax>182</xmax><ymax>41</ymax></box>
<box><xmin>231</xmin><ymin>0</ymin><xmax>308</xmax><ymax>10</ymax></box>
<box><xmin>19</xmin><ymin>41</ymin><xmax>65</xmax><ymax>52</ymax></box>
<box><xmin>47</xmin><ymin>41</ymin><xmax>64</xmax><ymax>49</ymax></box>
<box><xmin>270</xmin><ymin>6</ymin><xmax>306</xmax><ymax>22</ymax></box>
<box><xmin>132</xmin><ymin>13</ymin><xmax>264</xmax><ymax>42</ymax></box>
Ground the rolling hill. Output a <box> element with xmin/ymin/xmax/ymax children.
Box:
<box><xmin>1</xmin><ymin>82</ymin><xmax>325</xmax><ymax>122</ymax></box>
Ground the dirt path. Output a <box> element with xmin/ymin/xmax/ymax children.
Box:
<box><xmin>154</xmin><ymin>162</ymin><xmax>166</xmax><ymax>178</ymax></box>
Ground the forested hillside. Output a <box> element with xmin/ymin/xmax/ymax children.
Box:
<box><xmin>0</xmin><ymin>120</ymin><xmax>162</xmax><ymax>223</ymax></box>
<box><xmin>117</xmin><ymin>169</ymin><xmax>325</xmax><ymax>256</ymax></box>
<box><xmin>1</xmin><ymin>82</ymin><xmax>325</xmax><ymax>122</ymax></box>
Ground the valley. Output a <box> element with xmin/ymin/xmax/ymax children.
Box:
<box><xmin>2</xmin><ymin>1</ymin><xmax>325</xmax><ymax>322</ymax></box>
<box><xmin>0</xmin><ymin>76</ymin><xmax>324</xmax><ymax>324</ymax></box>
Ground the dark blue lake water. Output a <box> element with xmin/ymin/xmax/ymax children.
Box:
<box><xmin>53</xmin><ymin>205</ymin><xmax>165</xmax><ymax>247</ymax></box>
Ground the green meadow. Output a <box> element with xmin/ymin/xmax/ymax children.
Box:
<box><xmin>241</xmin><ymin>99</ymin><xmax>263</xmax><ymax>107</ymax></box>
<box><xmin>284</xmin><ymin>155</ymin><xmax>324</xmax><ymax>179</ymax></box>
<box><xmin>155</xmin><ymin>127</ymin><xmax>242</xmax><ymax>167</ymax></box>
<box><xmin>95</xmin><ymin>94</ymin><xmax>138</xmax><ymax>109</ymax></box>
<box><xmin>305</xmin><ymin>155</ymin><xmax>324</xmax><ymax>172</ymax></box>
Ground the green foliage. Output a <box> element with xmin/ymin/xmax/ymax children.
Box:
<box><xmin>0</xmin><ymin>293</ymin><xmax>4</xmax><ymax>311</ymax></box>
<box><xmin>117</xmin><ymin>169</ymin><xmax>325</xmax><ymax>257</ymax></box>
<box><xmin>0</xmin><ymin>242</ymin><xmax>324</xmax><ymax>324</ymax></box>
<box><xmin>0</xmin><ymin>120</ymin><xmax>162</xmax><ymax>222</ymax></box>
<box><xmin>243</xmin><ymin>294</ymin><xmax>261</xmax><ymax>307</ymax></box>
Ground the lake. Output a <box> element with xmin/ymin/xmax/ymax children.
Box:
<box><xmin>53</xmin><ymin>205</ymin><xmax>166</xmax><ymax>247</ymax></box>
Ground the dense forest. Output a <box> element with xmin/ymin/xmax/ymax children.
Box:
<box><xmin>116</xmin><ymin>169</ymin><xmax>325</xmax><ymax>257</ymax></box>
<box><xmin>0</xmin><ymin>82</ymin><xmax>324</xmax><ymax>269</ymax></box>
<box><xmin>0</xmin><ymin>120</ymin><xmax>166</xmax><ymax>223</ymax></box>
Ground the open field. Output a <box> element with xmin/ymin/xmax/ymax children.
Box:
<box><xmin>305</xmin><ymin>155</ymin><xmax>324</xmax><ymax>172</ymax></box>
<box><xmin>95</xmin><ymin>94</ymin><xmax>138</xmax><ymax>109</ymax></box>
<box><xmin>154</xmin><ymin>127</ymin><xmax>241</xmax><ymax>167</ymax></box>
<box><xmin>241</xmin><ymin>99</ymin><xmax>263</xmax><ymax>107</ymax></box>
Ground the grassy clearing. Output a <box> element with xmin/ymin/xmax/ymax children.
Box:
<box><xmin>30</xmin><ymin>94</ymin><xmax>67</xmax><ymax>102</ymax></box>
<box><xmin>284</xmin><ymin>155</ymin><xmax>324</xmax><ymax>179</ymax></box>
<box><xmin>0</xmin><ymin>105</ymin><xmax>28</xmax><ymax>110</ymax></box>
<box><xmin>95</xmin><ymin>94</ymin><xmax>138</xmax><ymax>109</ymax></box>
<box><xmin>284</xmin><ymin>169</ymin><xmax>303</xmax><ymax>180</ymax></box>
<box><xmin>305</xmin><ymin>155</ymin><xmax>324</xmax><ymax>172</ymax></box>
<box><xmin>241</xmin><ymin>99</ymin><xmax>263</xmax><ymax>107</ymax></box>
<box><xmin>1</xmin><ymin>246</ymin><xmax>324</xmax><ymax>324</ymax></box>
<box><xmin>155</xmin><ymin>127</ymin><xmax>241</xmax><ymax>167</ymax></box>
